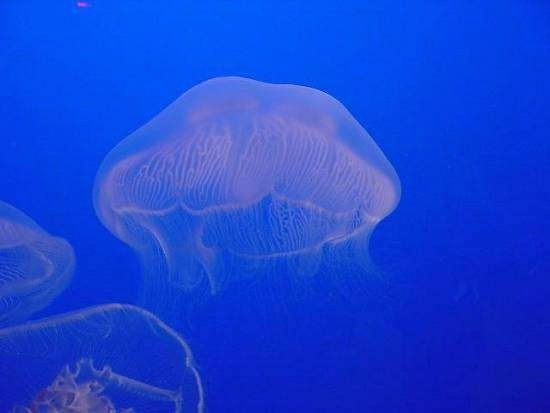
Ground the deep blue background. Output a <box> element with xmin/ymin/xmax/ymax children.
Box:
<box><xmin>1</xmin><ymin>1</ymin><xmax>549</xmax><ymax>412</ymax></box>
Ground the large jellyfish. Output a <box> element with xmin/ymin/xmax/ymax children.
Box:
<box><xmin>0</xmin><ymin>201</ymin><xmax>74</xmax><ymax>327</ymax></box>
<box><xmin>0</xmin><ymin>304</ymin><xmax>204</xmax><ymax>412</ymax></box>
<box><xmin>93</xmin><ymin>77</ymin><xmax>400</xmax><ymax>305</ymax></box>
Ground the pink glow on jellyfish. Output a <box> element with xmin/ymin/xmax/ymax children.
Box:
<box><xmin>93</xmin><ymin>77</ymin><xmax>401</xmax><ymax>316</ymax></box>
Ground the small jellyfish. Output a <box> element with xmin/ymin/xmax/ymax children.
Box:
<box><xmin>93</xmin><ymin>77</ymin><xmax>400</xmax><ymax>307</ymax></box>
<box><xmin>0</xmin><ymin>201</ymin><xmax>74</xmax><ymax>327</ymax></box>
<box><xmin>0</xmin><ymin>304</ymin><xmax>204</xmax><ymax>412</ymax></box>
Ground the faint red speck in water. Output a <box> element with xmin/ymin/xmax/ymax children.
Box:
<box><xmin>76</xmin><ymin>1</ymin><xmax>91</xmax><ymax>7</ymax></box>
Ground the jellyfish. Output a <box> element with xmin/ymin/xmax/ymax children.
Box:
<box><xmin>0</xmin><ymin>201</ymin><xmax>74</xmax><ymax>327</ymax></box>
<box><xmin>0</xmin><ymin>304</ymin><xmax>204</xmax><ymax>412</ymax></box>
<box><xmin>93</xmin><ymin>77</ymin><xmax>400</xmax><ymax>308</ymax></box>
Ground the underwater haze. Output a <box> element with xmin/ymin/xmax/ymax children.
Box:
<box><xmin>1</xmin><ymin>1</ymin><xmax>549</xmax><ymax>412</ymax></box>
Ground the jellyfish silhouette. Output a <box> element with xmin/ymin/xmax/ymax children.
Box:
<box><xmin>0</xmin><ymin>201</ymin><xmax>74</xmax><ymax>327</ymax></box>
<box><xmin>0</xmin><ymin>304</ymin><xmax>204</xmax><ymax>412</ymax></box>
<box><xmin>93</xmin><ymin>77</ymin><xmax>400</xmax><ymax>308</ymax></box>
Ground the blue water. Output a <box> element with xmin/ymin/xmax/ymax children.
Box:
<box><xmin>1</xmin><ymin>1</ymin><xmax>549</xmax><ymax>411</ymax></box>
